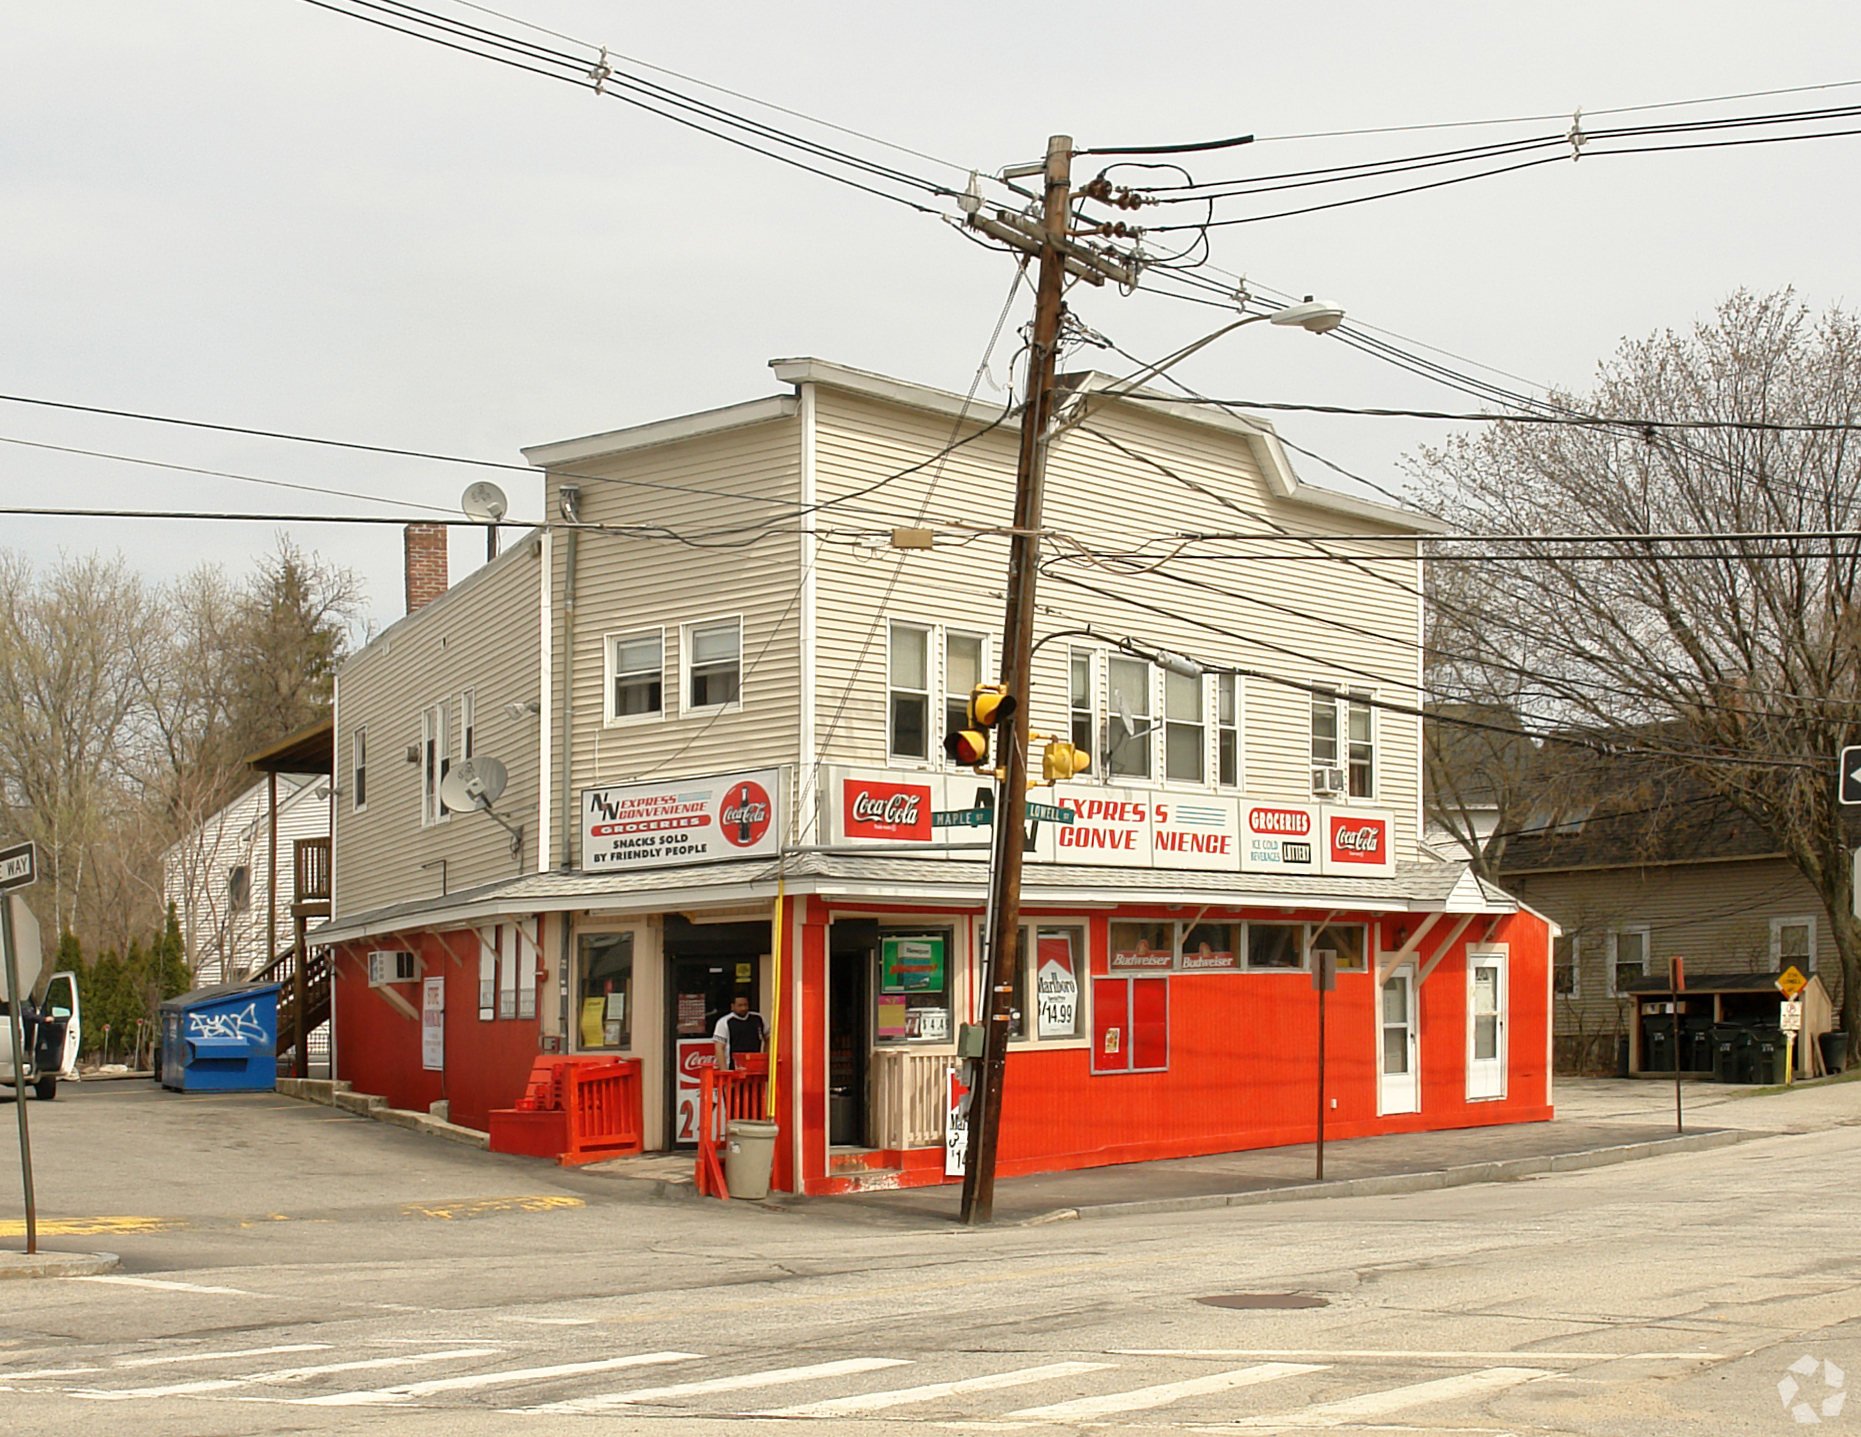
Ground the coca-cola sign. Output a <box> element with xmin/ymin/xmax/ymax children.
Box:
<box><xmin>719</xmin><ymin>780</ymin><xmax>774</xmax><ymax>848</ymax></box>
<box><xmin>1326</xmin><ymin>811</ymin><xmax>1391</xmax><ymax>867</ymax></box>
<box><xmin>843</xmin><ymin>780</ymin><xmax>932</xmax><ymax>841</ymax></box>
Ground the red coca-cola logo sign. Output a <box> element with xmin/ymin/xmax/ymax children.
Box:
<box><xmin>844</xmin><ymin>780</ymin><xmax>932</xmax><ymax>841</ymax></box>
<box><xmin>680</xmin><ymin>1045</ymin><xmax>716</xmax><ymax>1076</ymax></box>
<box><xmin>719</xmin><ymin>780</ymin><xmax>774</xmax><ymax>848</ymax></box>
<box><xmin>1248</xmin><ymin>806</ymin><xmax>1312</xmax><ymax>836</ymax></box>
<box><xmin>1327</xmin><ymin>813</ymin><xmax>1388</xmax><ymax>864</ymax></box>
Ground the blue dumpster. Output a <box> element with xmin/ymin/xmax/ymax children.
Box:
<box><xmin>159</xmin><ymin>981</ymin><xmax>282</xmax><ymax>1092</ymax></box>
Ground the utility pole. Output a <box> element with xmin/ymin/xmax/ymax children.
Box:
<box><xmin>959</xmin><ymin>136</ymin><xmax>1073</xmax><ymax>1226</ymax></box>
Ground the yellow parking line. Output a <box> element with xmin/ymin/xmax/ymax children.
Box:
<box><xmin>401</xmin><ymin>1196</ymin><xmax>586</xmax><ymax>1221</ymax></box>
<box><xmin>0</xmin><ymin>1215</ymin><xmax>182</xmax><ymax>1237</ymax></box>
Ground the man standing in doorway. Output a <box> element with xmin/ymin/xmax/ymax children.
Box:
<box><xmin>713</xmin><ymin>994</ymin><xmax>768</xmax><ymax>1070</ymax></box>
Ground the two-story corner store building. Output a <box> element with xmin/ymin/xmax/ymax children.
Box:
<box><xmin>315</xmin><ymin>358</ymin><xmax>1553</xmax><ymax>1196</ymax></box>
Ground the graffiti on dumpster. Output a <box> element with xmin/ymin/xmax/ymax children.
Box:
<box><xmin>187</xmin><ymin>1003</ymin><xmax>269</xmax><ymax>1045</ymax></box>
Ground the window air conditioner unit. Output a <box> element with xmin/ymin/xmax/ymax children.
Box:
<box><xmin>368</xmin><ymin>949</ymin><xmax>418</xmax><ymax>985</ymax></box>
<box><xmin>1311</xmin><ymin>766</ymin><xmax>1348</xmax><ymax>797</ymax></box>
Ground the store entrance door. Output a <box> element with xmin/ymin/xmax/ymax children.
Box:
<box><xmin>665</xmin><ymin>916</ymin><xmax>767</xmax><ymax>1148</ymax></box>
<box><xmin>828</xmin><ymin>919</ymin><xmax>877</xmax><ymax>1149</ymax></box>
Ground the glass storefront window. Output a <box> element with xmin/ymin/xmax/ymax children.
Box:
<box><xmin>875</xmin><ymin>930</ymin><xmax>952</xmax><ymax>1044</ymax></box>
<box><xmin>1109</xmin><ymin>919</ymin><xmax>1174</xmax><ymax>972</ymax></box>
<box><xmin>1247</xmin><ymin>922</ymin><xmax>1304</xmax><ymax>970</ymax></box>
<box><xmin>577</xmin><ymin>931</ymin><xmax>633</xmax><ymax>1049</ymax></box>
<box><xmin>1006</xmin><ymin>924</ymin><xmax>1085</xmax><ymax>1040</ymax></box>
<box><xmin>1311</xmin><ymin>922</ymin><xmax>1368</xmax><ymax>973</ymax></box>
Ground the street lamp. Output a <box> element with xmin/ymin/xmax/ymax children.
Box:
<box><xmin>1054</xmin><ymin>298</ymin><xmax>1346</xmax><ymax>435</ymax></box>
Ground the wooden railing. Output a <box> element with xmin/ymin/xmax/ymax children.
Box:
<box><xmin>869</xmin><ymin>1048</ymin><xmax>948</xmax><ymax>1150</ymax></box>
<box><xmin>695</xmin><ymin>1059</ymin><xmax>770</xmax><ymax>1199</ymax></box>
<box><xmin>294</xmin><ymin>837</ymin><xmax>332</xmax><ymax>905</ymax></box>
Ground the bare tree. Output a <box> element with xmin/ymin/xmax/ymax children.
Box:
<box><xmin>1415</xmin><ymin>290</ymin><xmax>1861</xmax><ymax>1047</ymax></box>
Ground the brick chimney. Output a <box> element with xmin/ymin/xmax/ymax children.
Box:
<box><xmin>404</xmin><ymin>524</ymin><xmax>448</xmax><ymax>614</ymax></box>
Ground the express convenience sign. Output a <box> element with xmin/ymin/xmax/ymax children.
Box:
<box><xmin>582</xmin><ymin>769</ymin><xmax>782</xmax><ymax>871</ymax></box>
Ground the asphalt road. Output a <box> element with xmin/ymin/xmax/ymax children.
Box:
<box><xmin>1</xmin><ymin>1078</ymin><xmax>1856</xmax><ymax>1434</ymax></box>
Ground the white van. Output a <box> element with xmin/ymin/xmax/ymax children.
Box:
<box><xmin>0</xmin><ymin>971</ymin><xmax>82</xmax><ymax>1100</ymax></box>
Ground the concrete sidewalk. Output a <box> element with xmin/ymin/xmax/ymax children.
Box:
<box><xmin>811</xmin><ymin>1073</ymin><xmax>1861</xmax><ymax>1226</ymax></box>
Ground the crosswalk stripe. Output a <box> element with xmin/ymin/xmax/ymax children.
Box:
<box><xmin>525</xmin><ymin>1357</ymin><xmax>912</xmax><ymax>1415</ymax></box>
<box><xmin>760</xmin><ymin>1360</ymin><xmax>1115</xmax><ymax>1417</ymax></box>
<box><xmin>2</xmin><ymin>1344</ymin><xmax>330</xmax><ymax>1385</ymax></box>
<box><xmin>1006</xmin><ymin>1362</ymin><xmax>1327</xmax><ymax>1420</ymax></box>
<box><xmin>77</xmin><ymin>1348</ymin><xmax>503</xmax><ymax>1400</ymax></box>
<box><xmin>295</xmin><ymin>1350</ymin><xmax>701</xmax><ymax>1406</ymax></box>
<box><xmin>77</xmin><ymin>1275</ymin><xmax>251</xmax><ymax>1295</ymax></box>
<box><xmin>1222</xmin><ymin>1366</ymin><xmax>1548</xmax><ymax>1428</ymax></box>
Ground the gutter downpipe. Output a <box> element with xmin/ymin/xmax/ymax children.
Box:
<box><xmin>557</xmin><ymin>511</ymin><xmax>580</xmax><ymax>1047</ymax></box>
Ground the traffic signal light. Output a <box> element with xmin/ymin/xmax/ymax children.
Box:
<box><xmin>1041</xmin><ymin>738</ymin><xmax>1090</xmax><ymax>784</ymax></box>
<box><xmin>944</xmin><ymin>684</ymin><xmax>1016</xmax><ymax>769</ymax></box>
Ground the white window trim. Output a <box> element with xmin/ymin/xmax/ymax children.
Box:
<box><xmin>603</xmin><ymin>626</ymin><xmax>666</xmax><ymax>728</ymax></box>
<box><xmin>943</xmin><ymin>628</ymin><xmax>990</xmax><ymax>772</ymax></box>
<box><xmin>1161</xmin><ymin>668</ymin><xmax>1210</xmax><ymax>787</ymax></box>
<box><xmin>1310</xmin><ymin>682</ymin><xmax>1377</xmax><ymax>801</ymax></box>
<box><xmin>1465</xmin><ymin>944</ymin><xmax>1509</xmax><ymax>1102</ymax></box>
<box><xmin>351</xmin><ymin>726</ymin><xmax>368</xmax><ymax>813</ymax></box>
<box><xmin>1607</xmin><ymin>926</ymin><xmax>1649</xmax><ymax>998</ymax></box>
<box><xmin>421</xmin><ymin>700</ymin><xmax>450</xmax><ymax>826</ymax></box>
<box><xmin>681</xmin><ymin>615</ymin><xmax>743</xmax><ymax>715</ymax></box>
<box><xmin>886</xmin><ymin>619</ymin><xmax>933</xmax><ymax>766</ymax></box>
<box><xmin>1102</xmin><ymin>653</ymin><xmax>1156</xmax><ymax>785</ymax></box>
<box><xmin>1215</xmin><ymin>672</ymin><xmax>1243</xmax><ymax>789</ymax></box>
<box><xmin>1243</xmin><ymin>918</ymin><xmax>1310</xmax><ymax>974</ymax></box>
<box><xmin>1771</xmin><ymin>914</ymin><xmax>1817</xmax><ymax>972</ymax></box>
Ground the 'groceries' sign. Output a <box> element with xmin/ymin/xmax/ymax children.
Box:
<box><xmin>582</xmin><ymin>768</ymin><xmax>782</xmax><ymax>872</ymax></box>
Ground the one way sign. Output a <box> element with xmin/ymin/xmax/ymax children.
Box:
<box><xmin>1843</xmin><ymin>746</ymin><xmax>1861</xmax><ymax>806</ymax></box>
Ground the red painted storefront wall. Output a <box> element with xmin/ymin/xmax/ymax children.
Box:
<box><xmin>331</xmin><ymin>931</ymin><xmax>541</xmax><ymax>1132</ymax></box>
<box><xmin>798</xmin><ymin>900</ymin><xmax>1551</xmax><ymax>1195</ymax></box>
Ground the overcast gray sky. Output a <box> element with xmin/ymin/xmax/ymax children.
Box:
<box><xmin>5</xmin><ymin>1</ymin><xmax>1857</xmax><ymax>632</ymax></box>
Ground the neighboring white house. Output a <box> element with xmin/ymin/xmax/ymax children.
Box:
<box><xmin>162</xmin><ymin>775</ymin><xmax>331</xmax><ymax>984</ymax></box>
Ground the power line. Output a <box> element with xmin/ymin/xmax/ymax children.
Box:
<box><xmin>1118</xmin><ymin>395</ymin><xmax>1861</xmax><ymax>434</ymax></box>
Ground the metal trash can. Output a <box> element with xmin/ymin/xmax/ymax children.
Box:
<box><xmin>1644</xmin><ymin>1025</ymin><xmax>1673</xmax><ymax>1072</ymax></box>
<box><xmin>1820</xmin><ymin>1030</ymin><xmax>1849</xmax><ymax>1076</ymax></box>
<box><xmin>1688</xmin><ymin>1028</ymin><xmax>1715</xmax><ymax>1073</ymax></box>
<box><xmin>158</xmin><ymin>981</ymin><xmax>282</xmax><ymax>1092</ymax></box>
<box><xmin>724</xmin><ymin>1119</ymin><xmax>779</xmax><ymax>1200</ymax></box>
<box><xmin>829</xmin><ymin>1089</ymin><xmax>858</xmax><ymax>1146</ymax></box>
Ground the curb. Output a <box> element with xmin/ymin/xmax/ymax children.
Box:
<box><xmin>0</xmin><ymin>1250</ymin><xmax>121</xmax><ymax>1280</ymax></box>
<box><xmin>274</xmin><ymin>1078</ymin><xmax>489</xmax><ymax>1150</ymax></box>
<box><xmin>1056</xmin><ymin>1126</ymin><xmax>1752</xmax><ymax>1222</ymax></box>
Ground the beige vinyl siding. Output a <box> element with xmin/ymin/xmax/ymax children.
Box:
<box><xmin>807</xmin><ymin>385</ymin><xmax>1422</xmax><ymax>851</ymax></box>
<box><xmin>333</xmin><ymin>539</ymin><xmax>544</xmax><ymax>916</ymax></box>
<box><xmin>1505</xmin><ymin>855</ymin><xmax>1845</xmax><ymax>1043</ymax></box>
<box><xmin>544</xmin><ymin>414</ymin><xmax>806</xmax><ymax>852</ymax></box>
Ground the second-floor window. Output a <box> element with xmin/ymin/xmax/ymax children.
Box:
<box><xmin>1069</xmin><ymin>650</ymin><xmax>1095</xmax><ymax>755</ymax></box>
<box><xmin>1105</xmin><ymin>655</ymin><xmax>1152</xmax><ymax>779</ymax></box>
<box><xmin>1216</xmin><ymin>674</ymin><xmax>1239</xmax><ymax>787</ymax></box>
<box><xmin>228</xmin><ymin>864</ymin><xmax>251</xmax><ymax>913</ymax></box>
<box><xmin>888</xmin><ymin>622</ymin><xmax>930</xmax><ymax>760</ymax></box>
<box><xmin>944</xmin><ymin>631</ymin><xmax>985</xmax><ymax>767</ymax></box>
<box><xmin>1163</xmin><ymin>669</ymin><xmax>1204</xmax><ymax>783</ymax></box>
<box><xmin>607</xmin><ymin>630</ymin><xmax>664</xmax><ymax>722</ymax></box>
<box><xmin>421</xmin><ymin>700</ymin><xmax>450</xmax><ymax>825</ymax></box>
<box><xmin>1609</xmin><ymin>927</ymin><xmax>1647</xmax><ymax>996</ymax></box>
<box><xmin>351</xmin><ymin>727</ymin><xmax>367</xmax><ymax>811</ymax></box>
<box><xmin>460</xmin><ymin>687</ymin><xmax>476</xmax><ymax>760</ymax></box>
<box><xmin>1312</xmin><ymin>686</ymin><xmax>1375</xmax><ymax>797</ymax></box>
<box><xmin>685</xmin><ymin>618</ymin><xmax>741</xmax><ymax>710</ymax></box>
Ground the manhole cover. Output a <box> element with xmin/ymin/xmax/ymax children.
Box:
<box><xmin>1195</xmin><ymin>1293</ymin><xmax>1330</xmax><ymax>1310</ymax></box>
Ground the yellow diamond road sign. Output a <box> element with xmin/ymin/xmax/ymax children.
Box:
<box><xmin>1777</xmin><ymin>965</ymin><xmax>1808</xmax><ymax>999</ymax></box>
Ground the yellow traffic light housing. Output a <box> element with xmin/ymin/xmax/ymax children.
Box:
<box><xmin>1040</xmin><ymin>738</ymin><xmax>1090</xmax><ymax>784</ymax></box>
<box><xmin>944</xmin><ymin>684</ymin><xmax>1017</xmax><ymax>771</ymax></box>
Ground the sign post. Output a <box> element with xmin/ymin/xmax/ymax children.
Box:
<box><xmin>1778</xmin><ymin>966</ymin><xmax>1809</xmax><ymax>1082</ymax></box>
<box><xmin>1668</xmin><ymin>956</ymin><xmax>1685</xmax><ymax>1134</ymax></box>
<box><xmin>0</xmin><ymin>841</ymin><xmax>39</xmax><ymax>1255</ymax></box>
<box><xmin>1312</xmin><ymin>950</ymin><xmax>1337</xmax><ymax>1181</ymax></box>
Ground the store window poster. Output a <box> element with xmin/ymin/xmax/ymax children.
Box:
<box><xmin>881</xmin><ymin>935</ymin><xmax>945</xmax><ymax>993</ymax></box>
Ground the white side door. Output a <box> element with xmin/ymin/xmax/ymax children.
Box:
<box><xmin>1466</xmin><ymin>950</ymin><xmax>1507</xmax><ymax>1100</ymax></box>
<box><xmin>43</xmin><ymin>971</ymin><xmax>81</xmax><ymax>1079</ymax></box>
<box><xmin>1379</xmin><ymin>965</ymin><xmax>1419</xmax><ymax>1114</ymax></box>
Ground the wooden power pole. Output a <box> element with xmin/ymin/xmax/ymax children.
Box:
<box><xmin>958</xmin><ymin>136</ymin><xmax>1073</xmax><ymax>1226</ymax></box>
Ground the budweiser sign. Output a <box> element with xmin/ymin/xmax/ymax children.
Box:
<box><xmin>844</xmin><ymin>780</ymin><xmax>932</xmax><ymax>841</ymax></box>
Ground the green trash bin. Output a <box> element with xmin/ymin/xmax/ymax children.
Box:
<box><xmin>1712</xmin><ymin>1027</ymin><xmax>1741</xmax><ymax>1087</ymax></box>
<box><xmin>1751</xmin><ymin>1028</ymin><xmax>1790</xmax><ymax>1085</ymax></box>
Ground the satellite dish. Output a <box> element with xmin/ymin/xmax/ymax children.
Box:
<box><xmin>440</xmin><ymin>755</ymin><xmax>509</xmax><ymax>814</ymax></box>
<box><xmin>461</xmin><ymin>481</ymin><xmax>509</xmax><ymax>524</ymax></box>
<box><xmin>1113</xmin><ymin>691</ymin><xmax>1137</xmax><ymax>738</ymax></box>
